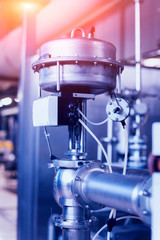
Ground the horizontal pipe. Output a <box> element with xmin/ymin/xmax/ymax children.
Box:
<box><xmin>82</xmin><ymin>171</ymin><xmax>143</xmax><ymax>215</ymax></box>
<box><xmin>111</xmin><ymin>166</ymin><xmax>150</xmax><ymax>178</ymax></box>
<box><xmin>75</xmin><ymin>167</ymin><xmax>151</xmax><ymax>223</ymax></box>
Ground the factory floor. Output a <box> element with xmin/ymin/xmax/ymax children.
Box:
<box><xmin>0</xmin><ymin>164</ymin><xmax>17</xmax><ymax>240</ymax></box>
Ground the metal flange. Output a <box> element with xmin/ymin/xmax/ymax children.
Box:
<box><xmin>55</xmin><ymin>216</ymin><xmax>91</xmax><ymax>229</ymax></box>
<box><xmin>32</xmin><ymin>56</ymin><xmax>124</xmax><ymax>73</ymax></box>
<box><xmin>139</xmin><ymin>177</ymin><xmax>152</xmax><ymax>225</ymax></box>
<box><xmin>72</xmin><ymin>162</ymin><xmax>108</xmax><ymax>210</ymax></box>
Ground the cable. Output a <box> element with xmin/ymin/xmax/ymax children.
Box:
<box><xmin>43</xmin><ymin>127</ymin><xmax>56</xmax><ymax>160</ymax></box>
<box><xmin>109</xmin><ymin>208</ymin><xmax>116</xmax><ymax>219</ymax></box>
<box><xmin>78</xmin><ymin>118</ymin><xmax>112</xmax><ymax>173</ymax></box>
<box><xmin>92</xmin><ymin>216</ymin><xmax>141</xmax><ymax>240</ymax></box>
<box><xmin>123</xmin><ymin>124</ymin><xmax>129</xmax><ymax>175</ymax></box>
<box><xmin>107</xmin><ymin>208</ymin><xmax>117</xmax><ymax>240</ymax></box>
<box><xmin>106</xmin><ymin>215</ymin><xmax>141</xmax><ymax>240</ymax></box>
<box><xmin>78</xmin><ymin>109</ymin><xmax>108</xmax><ymax>126</ymax></box>
<box><xmin>92</xmin><ymin>223</ymin><xmax>108</xmax><ymax>240</ymax></box>
<box><xmin>116</xmin><ymin>215</ymin><xmax>141</xmax><ymax>221</ymax></box>
<box><xmin>92</xmin><ymin>224</ymin><xmax>108</xmax><ymax>240</ymax></box>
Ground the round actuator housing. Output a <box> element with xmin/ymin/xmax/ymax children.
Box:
<box><xmin>33</xmin><ymin>28</ymin><xmax>123</xmax><ymax>94</ymax></box>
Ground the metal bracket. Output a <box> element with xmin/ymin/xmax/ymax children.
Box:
<box><xmin>52</xmin><ymin>159</ymin><xmax>92</xmax><ymax>169</ymax></box>
<box><xmin>73</xmin><ymin>93</ymin><xmax>95</xmax><ymax>100</ymax></box>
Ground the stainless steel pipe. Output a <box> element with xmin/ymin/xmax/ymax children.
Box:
<box><xmin>134</xmin><ymin>0</ymin><xmax>141</xmax><ymax>93</ymax></box>
<box><xmin>62</xmin><ymin>228</ymin><xmax>90</xmax><ymax>240</ymax></box>
<box><xmin>81</xmin><ymin>172</ymin><xmax>145</xmax><ymax>214</ymax></box>
<box><xmin>73</xmin><ymin>163</ymin><xmax>151</xmax><ymax>224</ymax></box>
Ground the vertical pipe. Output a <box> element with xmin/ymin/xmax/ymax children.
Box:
<box><xmin>48</xmin><ymin>214</ymin><xmax>60</xmax><ymax>240</ymax></box>
<box><xmin>56</xmin><ymin>61</ymin><xmax>60</xmax><ymax>92</ymax></box>
<box><xmin>68</xmin><ymin>126</ymin><xmax>75</xmax><ymax>150</ymax></box>
<box><xmin>62</xmin><ymin>206</ymin><xmax>90</xmax><ymax>240</ymax></box>
<box><xmin>68</xmin><ymin>126</ymin><xmax>72</xmax><ymax>150</ymax></box>
<box><xmin>117</xmin><ymin>67</ymin><xmax>122</xmax><ymax>94</ymax></box>
<box><xmin>107</xmin><ymin>119</ymin><xmax>113</xmax><ymax>163</ymax></box>
<box><xmin>18</xmin><ymin>8</ymin><xmax>39</xmax><ymax>240</ymax></box>
<box><xmin>62</xmin><ymin>228</ymin><xmax>90</xmax><ymax>240</ymax></box>
<box><xmin>17</xmin><ymin>10</ymin><xmax>27</xmax><ymax>103</ymax></box>
<box><xmin>97</xmin><ymin>144</ymin><xmax>102</xmax><ymax>160</ymax></box>
<box><xmin>134</xmin><ymin>0</ymin><xmax>141</xmax><ymax>93</ymax></box>
<box><xmin>135</xmin><ymin>114</ymin><xmax>141</xmax><ymax>137</ymax></box>
<box><xmin>75</xmin><ymin>125</ymin><xmax>80</xmax><ymax>151</ymax></box>
<box><xmin>134</xmin><ymin>0</ymin><xmax>142</xmax><ymax>138</ymax></box>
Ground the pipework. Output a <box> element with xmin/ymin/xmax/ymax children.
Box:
<box><xmin>53</xmin><ymin>164</ymin><xmax>91</xmax><ymax>240</ymax></box>
<box><xmin>32</xmin><ymin>27</ymin><xmax>153</xmax><ymax>240</ymax></box>
<box><xmin>53</xmin><ymin>162</ymin><xmax>151</xmax><ymax>228</ymax></box>
<box><xmin>72</xmin><ymin>162</ymin><xmax>151</xmax><ymax>225</ymax></box>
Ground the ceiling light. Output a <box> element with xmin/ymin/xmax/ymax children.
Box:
<box><xmin>21</xmin><ymin>0</ymin><xmax>50</xmax><ymax>11</ymax></box>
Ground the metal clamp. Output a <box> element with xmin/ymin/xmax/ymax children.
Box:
<box><xmin>55</xmin><ymin>216</ymin><xmax>90</xmax><ymax>229</ymax></box>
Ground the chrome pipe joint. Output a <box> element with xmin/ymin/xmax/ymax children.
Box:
<box><xmin>53</xmin><ymin>161</ymin><xmax>93</xmax><ymax>240</ymax></box>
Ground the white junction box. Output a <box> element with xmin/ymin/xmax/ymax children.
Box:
<box><xmin>33</xmin><ymin>96</ymin><xmax>58</xmax><ymax>127</ymax></box>
<box><xmin>152</xmin><ymin>122</ymin><xmax>160</xmax><ymax>156</ymax></box>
